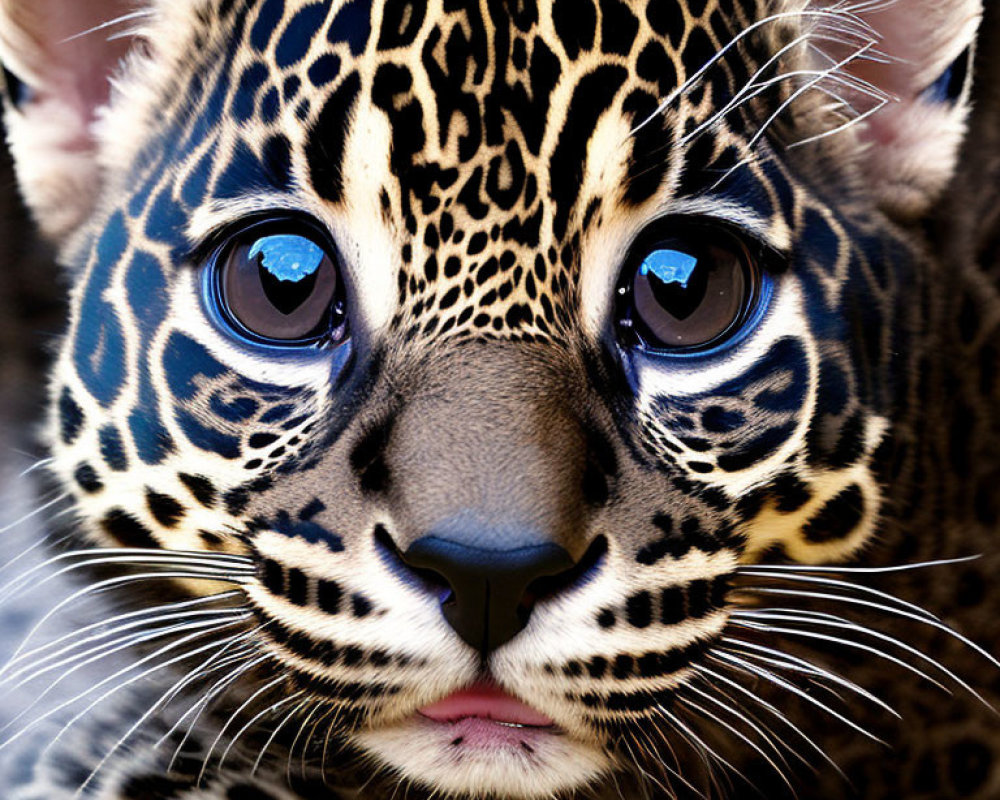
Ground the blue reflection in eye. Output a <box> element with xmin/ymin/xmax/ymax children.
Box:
<box><xmin>640</xmin><ymin>249</ymin><xmax>699</xmax><ymax>289</ymax></box>
<box><xmin>249</xmin><ymin>235</ymin><xmax>326</xmax><ymax>283</ymax></box>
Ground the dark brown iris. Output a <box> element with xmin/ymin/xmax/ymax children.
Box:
<box><xmin>628</xmin><ymin>230</ymin><xmax>757</xmax><ymax>351</ymax></box>
<box><xmin>220</xmin><ymin>228</ymin><xmax>340</xmax><ymax>342</ymax></box>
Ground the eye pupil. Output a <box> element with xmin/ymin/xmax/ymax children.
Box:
<box><xmin>259</xmin><ymin>261</ymin><xmax>319</xmax><ymax>316</ymax></box>
<box><xmin>216</xmin><ymin>222</ymin><xmax>344</xmax><ymax>345</ymax></box>
<box><xmin>642</xmin><ymin>249</ymin><xmax>710</xmax><ymax>323</ymax></box>
<box><xmin>253</xmin><ymin>235</ymin><xmax>326</xmax><ymax>316</ymax></box>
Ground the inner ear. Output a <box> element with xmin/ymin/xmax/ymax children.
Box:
<box><xmin>1</xmin><ymin>1</ymin><xmax>139</xmax><ymax>112</ymax></box>
<box><xmin>0</xmin><ymin>0</ymin><xmax>146</xmax><ymax>240</ymax></box>
<box><xmin>798</xmin><ymin>0</ymin><xmax>984</xmax><ymax>220</ymax></box>
<box><xmin>842</xmin><ymin>2</ymin><xmax>980</xmax><ymax>99</ymax></box>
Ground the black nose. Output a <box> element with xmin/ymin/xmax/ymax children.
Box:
<box><xmin>401</xmin><ymin>536</ymin><xmax>576</xmax><ymax>653</ymax></box>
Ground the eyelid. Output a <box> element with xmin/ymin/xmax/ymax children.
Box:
<box><xmin>628</xmin><ymin>215</ymin><xmax>785</xmax><ymax>274</ymax></box>
<box><xmin>188</xmin><ymin>213</ymin><xmax>337</xmax><ymax>268</ymax></box>
<box><xmin>647</xmin><ymin>198</ymin><xmax>791</xmax><ymax>260</ymax></box>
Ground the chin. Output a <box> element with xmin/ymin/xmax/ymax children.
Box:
<box><xmin>353</xmin><ymin>715</ymin><xmax>612</xmax><ymax>798</ymax></box>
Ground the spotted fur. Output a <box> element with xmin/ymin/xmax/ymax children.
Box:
<box><xmin>1</xmin><ymin>0</ymin><xmax>999</xmax><ymax>798</ymax></box>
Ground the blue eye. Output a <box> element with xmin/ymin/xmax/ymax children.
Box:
<box><xmin>618</xmin><ymin>225</ymin><xmax>764</xmax><ymax>353</ymax></box>
<box><xmin>213</xmin><ymin>220</ymin><xmax>346</xmax><ymax>345</ymax></box>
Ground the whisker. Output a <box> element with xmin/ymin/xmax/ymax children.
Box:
<box><xmin>1</xmin><ymin>599</ymin><xmax>244</xmax><ymax>684</ymax></box>
<box><xmin>692</xmin><ymin>662</ymin><xmax>840</xmax><ymax>775</ymax></box>
<box><xmin>680</xmin><ymin>24</ymin><xmax>889</xmax><ymax>147</ymax></box>
<box><xmin>785</xmin><ymin>95</ymin><xmax>890</xmax><ymax>149</ymax></box>
<box><xmin>743</xmin><ymin>38</ymin><xmax>877</xmax><ymax>152</ymax></box>
<box><xmin>0</xmin><ymin>522</ymin><xmax>78</xmax><ymax>581</ymax></box>
<box><xmin>5</xmin><ymin>570</ymin><xmax>250</xmax><ymax>666</ymax></box>
<box><xmin>621</xmin><ymin>731</ymin><xmax>694</xmax><ymax>800</ymax></box>
<box><xmin>1</xmin><ymin>614</ymin><xmax>250</xmax><ymax>738</ymax></box>
<box><xmin>72</xmin><ymin>638</ymin><xmax>255</xmax><ymax>798</ymax></box>
<box><xmin>736</xmin><ymin>569</ymin><xmax>944</xmax><ymax>623</ymax></box>
<box><xmin>733</xmin><ymin>587</ymin><xmax>1000</xmax><ymax>673</ymax></box>
<box><xmin>678</xmin><ymin>689</ymin><xmax>797</xmax><ymax>797</ymax></box>
<box><xmin>158</xmin><ymin>629</ymin><xmax>267</xmax><ymax>748</ymax></box>
<box><xmin>155</xmin><ymin>636</ymin><xmax>259</xmax><ymax>720</ymax></box>
<box><xmin>742</xmin><ymin>556</ymin><xmax>981</xmax><ymax>576</ymax></box>
<box><xmin>286</xmin><ymin>701</ymin><xmax>324</xmax><ymax>785</ymax></box>
<box><xmin>0</xmin><ymin>492</ymin><xmax>70</xmax><ymax>541</ymax></box>
<box><xmin>221</xmin><ymin>690</ymin><xmax>303</xmax><ymax>773</ymax></box>
<box><xmin>730</xmin><ymin>610</ymin><xmax>993</xmax><ymax>710</ymax></box>
<box><xmin>686</xmin><ymin>676</ymin><xmax>805</xmax><ymax>773</ymax></box>
<box><xmin>720</xmin><ymin>635</ymin><xmax>902</xmax><ymax>716</ymax></box>
<box><xmin>254</xmin><ymin>696</ymin><xmax>311</xmax><ymax>777</ymax></box>
<box><xmin>301</xmin><ymin>703</ymin><xmax>338</xmax><ymax>782</ymax></box>
<box><xmin>681</xmin><ymin>32</ymin><xmax>815</xmax><ymax>145</ymax></box>
<box><xmin>166</xmin><ymin>653</ymin><xmax>267</xmax><ymax>773</ymax></box>
<box><xmin>710</xmin><ymin>651</ymin><xmax>885</xmax><ymax>744</ymax></box>
<box><xmin>203</xmin><ymin>673</ymin><xmax>289</xmax><ymax>781</ymax></box>
<box><xmin>0</xmin><ymin>591</ymin><xmax>243</xmax><ymax>678</ymax></box>
<box><xmin>0</xmin><ymin>549</ymin><xmax>253</xmax><ymax>605</ymax></box>
<box><xmin>16</xmin><ymin>455</ymin><xmax>54</xmax><ymax>478</ymax></box>
<box><xmin>650</xmin><ymin>700</ymin><xmax>740</xmax><ymax>788</ymax></box>
<box><xmin>631</xmin><ymin>8</ymin><xmax>879</xmax><ymax>135</ymax></box>
<box><xmin>60</xmin><ymin>9</ymin><xmax>156</xmax><ymax>43</ymax></box>
<box><xmin>5</xmin><ymin>621</ymin><xmax>249</xmax><ymax>757</ymax></box>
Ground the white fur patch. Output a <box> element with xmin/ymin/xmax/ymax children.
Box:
<box><xmin>355</xmin><ymin>716</ymin><xmax>611</xmax><ymax>799</ymax></box>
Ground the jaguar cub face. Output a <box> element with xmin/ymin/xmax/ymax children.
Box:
<box><xmin>0</xmin><ymin>0</ymin><xmax>983</xmax><ymax>796</ymax></box>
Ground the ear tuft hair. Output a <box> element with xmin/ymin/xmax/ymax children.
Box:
<box><xmin>791</xmin><ymin>0</ymin><xmax>984</xmax><ymax>220</ymax></box>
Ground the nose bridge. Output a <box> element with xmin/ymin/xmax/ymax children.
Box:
<box><xmin>377</xmin><ymin>342</ymin><xmax>604</xmax><ymax>652</ymax></box>
<box><xmin>389</xmin><ymin>342</ymin><xmax>590</xmax><ymax>553</ymax></box>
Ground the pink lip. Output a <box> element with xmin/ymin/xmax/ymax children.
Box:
<box><xmin>418</xmin><ymin>681</ymin><xmax>554</xmax><ymax>728</ymax></box>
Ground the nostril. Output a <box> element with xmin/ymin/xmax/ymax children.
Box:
<box><xmin>373</xmin><ymin>525</ymin><xmax>452</xmax><ymax>601</ymax></box>
<box><xmin>523</xmin><ymin>535</ymin><xmax>608</xmax><ymax>606</ymax></box>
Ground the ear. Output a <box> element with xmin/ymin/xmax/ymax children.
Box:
<box><xmin>807</xmin><ymin>0</ymin><xmax>983</xmax><ymax>219</ymax></box>
<box><xmin>0</xmin><ymin>1</ymin><xmax>142</xmax><ymax>241</ymax></box>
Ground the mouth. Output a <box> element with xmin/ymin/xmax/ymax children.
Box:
<box><xmin>355</xmin><ymin>678</ymin><xmax>610</xmax><ymax>797</ymax></box>
<box><xmin>416</xmin><ymin>680</ymin><xmax>558</xmax><ymax>747</ymax></box>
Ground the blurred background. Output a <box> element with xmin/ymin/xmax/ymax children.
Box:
<box><xmin>0</xmin><ymin>128</ymin><xmax>72</xmax><ymax>725</ymax></box>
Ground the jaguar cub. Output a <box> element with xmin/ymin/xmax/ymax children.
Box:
<box><xmin>1</xmin><ymin>0</ymin><xmax>999</xmax><ymax>798</ymax></box>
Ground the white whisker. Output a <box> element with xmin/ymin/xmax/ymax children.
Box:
<box><xmin>60</xmin><ymin>9</ymin><xmax>156</xmax><ymax>43</ymax></box>
<box><xmin>0</xmin><ymin>492</ymin><xmax>70</xmax><ymax>540</ymax></box>
<box><xmin>678</xmin><ymin>690</ymin><xmax>796</xmax><ymax>796</ymax></box>
<box><xmin>730</xmin><ymin>610</ymin><xmax>992</xmax><ymax>709</ymax></box>
<box><xmin>2</xmin><ymin>620</ymin><xmax>248</xmax><ymax>756</ymax></box>
<box><xmin>0</xmin><ymin>591</ymin><xmax>242</xmax><ymax>678</ymax></box>
<box><xmin>72</xmin><ymin>637</ymin><xmax>255</xmax><ymax>798</ymax></box>
<box><xmin>631</xmin><ymin>8</ymin><xmax>879</xmax><ymax>136</ymax></box>
<box><xmin>720</xmin><ymin>635</ymin><xmax>901</xmax><ymax>716</ymax></box>
<box><xmin>711</xmin><ymin>650</ymin><xmax>885</xmax><ymax>744</ymax></box>
<box><xmin>1</xmin><ymin>609</ymin><xmax>247</xmax><ymax>695</ymax></box>
<box><xmin>735</xmin><ymin>587</ymin><xmax>1000</xmax><ymax>672</ymax></box>
<box><xmin>220</xmin><ymin>689</ymin><xmax>302</xmax><ymax>772</ymax></box>
<box><xmin>165</xmin><ymin>652</ymin><xmax>268</xmax><ymax>772</ymax></box>
<box><xmin>741</xmin><ymin>556</ymin><xmax>981</xmax><ymax>575</ymax></box>
<box><xmin>5</xmin><ymin>570</ymin><xmax>250</xmax><ymax>666</ymax></box>
<box><xmin>1</xmin><ymin>614</ymin><xmax>249</xmax><ymax>739</ymax></box>
<box><xmin>693</xmin><ymin>662</ymin><xmax>840</xmax><ymax>775</ymax></box>
<box><xmin>736</xmin><ymin>570</ymin><xmax>942</xmax><ymax>622</ymax></box>
<box><xmin>254</xmin><ymin>696</ymin><xmax>311</xmax><ymax>777</ymax></box>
